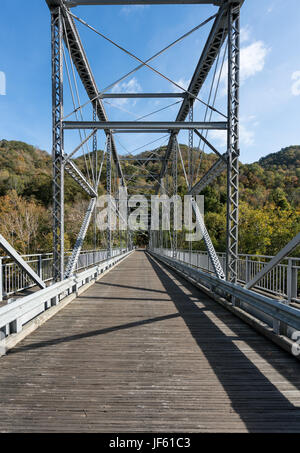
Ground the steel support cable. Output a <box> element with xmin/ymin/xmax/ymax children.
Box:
<box><xmin>195</xmin><ymin>36</ymin><xmax>227</xmax><ymax>181</ymax></box>
<box><xmin>93</xmin><ymin>103</ymin><xmax>98</xmax><ymax>188</ymax></box>
<box><xmin>103</xmin><ymin>100</ymin><xmax>138</xmax><ymax>118</ymax></box>
<box><xmin>62</xmin><ymin>17</ymin><xmax>96</xmax><ymax>185</ymax></box>
<box><xmin>136</xmin><ymin>100</ymin><xmax>183</xmax><ymax>122</ymax></box>
<box><xmin>188</xmin><ymin>104</ymin><xmax>194</xmax><ymax>190</ymax></box>
<box><xmin>96</xmin><ymin>137</ymin><xmax>106</xmax><ymax>189</ymax></box>
<box><xmin>172</xmin><ymin>136</ymin><xmax>178</xmax><ymax>257</ymax></box>
<box><xmin>64</xmin><ymin>11</ymin><xmax>226</xmax><ymax>120</ymax></box>
<box><xmin>129</xmin><ymin>134</ymin><xmax>170</xmax><ymax>154</ymax></box>
<box><xmin>126</xmin><ymin>140</ymin><xmax>169</xmax><ymax>189</ymax></box>
<box><xmin>62</xmin><ymin>18</ymin><xmax>96</xmax><ymax>183</ymax></box>
<box><xmin>115</xmin><ymin>134</ymin><xmax>169</xmax><ymax>170</ymax></box>
<box><xmin>125</xmin><ymin>142</ymin><xmax>168</xmax><ymax>186</ymax></box>
<box><xmin>62</xmin><ymin>20</ymin><xmax>94</xmax><ymax>184</ymax></box>
<box><xmin>62</xmin><ymin>46</ymin><xmax>93</xmax><ymax>185</ymax></box>
<box><xmin>197</xmin><ymin>38</ymin><xmax>227</xmax><ymax>170</ymax></box>
<box><xmin>115</xmin><ymin>135</ymin><xmax>131</xmax><ymax>154</ymax></box>
<box><xmin>104</xmin><ymin>98</ymin><xmax>183</xmax><ymax>122</ymax></box>
<box><xmin>62</xmin><ymin>40</ymin><xmax>92</xmax><ymax>175</ymax></box>
<box><xmin>196</xmin><ymin>25</ymin><xmax>225</xmax><ymax>151</ymax></box>
<box><xmin>177</xmin><ymin>140</ymin><xmax>189</xmax><ymax>188</ymax></box>
<box><xmin>194</xmin><ymin>32</ymin><xmax>222</xmax><ymax>180</ymax></box>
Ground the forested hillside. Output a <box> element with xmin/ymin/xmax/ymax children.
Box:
<box><xmin>0</xmin><ymin>139</ymin><xmax>299</xmax><ymax>255</ymax></box>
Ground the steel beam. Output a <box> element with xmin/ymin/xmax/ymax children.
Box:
<box><xmin>64</xmin><ymin>159</ymin><xmax>98</xmax><ymax>197</ymax></box>
<box><xmin>63</xmin><ymin>1</ymin><xmax>223</xmax><ymax>6</ymax></box>
<box><xmin>0</xmin><ymin>235</ymin><xmax>46</xmax><ymax>290</ymax></box>
<box><xmin>51</xmin><ymin>6</ymin><xmax>65</xmax><ymax>282</ymax></box>
<box><xmin>193</xmin><ymin>129</ymin><xmax>226</xmax><ymax>161</ymax></box>
<box><xmin>172</xmin><ymin>139</ymin><xmax>178</xmax><ymax>258</ymax></box>
<box><xmin>113</xmin><ymin>130</ymin><xmax>170</xmax><ymax>134</ymax></box>
<box><xmin>107</xmin><ymin>134</ymin><xmax>112</xmax><ymax>258</ymax></box>
<box><xmin>188</xmin><ymin>156</ymin><xmax>226</xmax><ymax>195</ymax></box>
<box><xmin>63</xmin><ymin>121</ymin><xmax>228</xmax><ymax>130</ymax></box>
<box><xmin>191</xmin><ymin>198</ymin><xmax>225</xmax><ymax>279</ymax></box>
<box><xmin>119</xmin><ymin>157</ymin><xmax>163</xmax><ymax>161</ymax></box>
<box><xmin>226</xmin><ymin>2</ymin><xmax>240</xmax><ymax>282</ymax></box>
<box><xmin>101</xmin><ymin>93</ymin><xmax>186</xmax><ymax>99</ymax></box>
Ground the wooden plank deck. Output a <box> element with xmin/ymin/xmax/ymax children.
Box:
<box><xmin>0</xmin><ymin>250</ymin><xmax>299</xmax><ymax>433</ymax></box>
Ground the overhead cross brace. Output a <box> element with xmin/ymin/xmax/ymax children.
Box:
<box><xmin>64</xmin><ymin>1</ymin><xmax>224</xmax><ymax>6</ymax></box>
<box><xmin>63</xmin><ymin>121</ymin><xmax>228</xmax><ymax>130</ymax></box>
<box><xmin>0</xmin><ymin>234</ymin><xmax>46</xmax><ymax>290</ymax></box>
<box><xmin>101</xmin><ymin>93</ymin><xmax>186</xmax><ymax>99</ymax></box>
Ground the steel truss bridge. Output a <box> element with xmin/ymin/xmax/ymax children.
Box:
<box><xmin>0</xmin><ymin>0</ymin><xmax>300</xmax><ymax>433</ymax></box>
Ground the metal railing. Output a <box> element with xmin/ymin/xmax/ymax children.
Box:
<box><xmin>0</xmin><ymin>248</ymin><xmax>126</xmax><ymax>300</ymax></box>
<box><xmin>149</xmin><ymin>251</ymin><xmax>300</xmax><ymax>344</ymax></box>
<box><xmin>0</xmin><ymin>249</ymin><xmax>133</xmax><ymax>346</ymax></box>
<box><xmin>152</xmin><ymin>248</ymin><xmax>300</xmax><ymax>302</ymax></box>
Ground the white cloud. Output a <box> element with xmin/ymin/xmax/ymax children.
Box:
<box><xmin>208</xmin><ymin>122</ymin><xmax>255</xmax><ymax>148</ymax></box>
<box><xmin>291</xmin><ymin>71</ymin><xmax>300</xmax><ymax>96</ymax></box>
<box><xmin>172</xmin><ymin>78</ymin><xmax>190</xmax><ymax>93</ymax></box>
<box><xmin>111</xmin><ymin>77</ymin><xmax>142</xmax><ymax>106</ymax></box>
<box><xmin>240</xmin><ymin>124</ymin><xmax>255</xmax><ymax>146</ymax></box>
<box><xmin>220</xmin><ymin>40</ymin><xmax>269</xmax><ymax>95</ymax></box>
<box><xmin>240</xmin><ymin>26</ymin><xmax>251</xmax><ymax>43</ymax></box>
<box><xmin>0</xmin><ymin>71</ymin><xmax>6</xmax><ymax>96</ymax></box>
<box><xmin>209</xmin><ymin>130</ymin><xmax>227</xmax><ymax>147</ymax></box>
<box><xmin>121</xmin><ymin>5</ymin><xmax>149</xmax><ymax>15</ymax></box>
<box><xmin>240</xmin><ymin>41</ymin><xmax>269</xmax><ymax>82</ymax></box>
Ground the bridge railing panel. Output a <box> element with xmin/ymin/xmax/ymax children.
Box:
<box><xmin>152</xmin><ymin>248</ymin><xmax>300</xmax><ymax>302</ymax></box>
<box><xmin>149</xmin><ymin>250</ymin><xmax>300</xmax><ymax>349</ymax></box>
<box><xmin>0</xmin><ymin>249</ymin><xmax>133</xmax><ymax>347</ymax></box>
<box><xmin>0</xmin><ymin>248</ymin><xmax>125</xmax><ymax>301</ymax></box>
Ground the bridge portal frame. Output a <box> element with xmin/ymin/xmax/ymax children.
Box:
<box><xmin>47</xmin><ymin>0</ymin><xmax>243</xmax><ymax>282</ymax></box>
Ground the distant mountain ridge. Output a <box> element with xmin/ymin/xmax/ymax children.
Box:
<box><xmin>259</xmin><ymin>145</ymin><xmax>300</xmax><ymax>170</ymax></box>
<box><xmin>0</xmin><ymin>139</ymin><xmax>299</xmax><ymax>255</ymax></box>
<box><xmin>0</xmin><ymin>139</ymin><xmax>299</xmax><ymax>209</ymax></box>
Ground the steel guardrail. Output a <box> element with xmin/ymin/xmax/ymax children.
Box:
<box><xmin>150</xmin><ymin>251</ymin><xmax>300</xmax><ymax>333</ymax></box>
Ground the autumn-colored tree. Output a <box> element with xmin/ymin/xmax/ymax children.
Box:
<box><xmin>0</xmin><ymin>190</ymin><xmax>51</xmax><ymax>254</ymax></box>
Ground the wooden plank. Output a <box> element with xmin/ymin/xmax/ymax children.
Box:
<box><xmin>0</xmin><ymin>251</ymin><xmax>299</xmax><ymax>433</ymax></box>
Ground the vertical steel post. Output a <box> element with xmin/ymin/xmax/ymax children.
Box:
<box><xmin>38</xmin><ymin>254</ymin><xmax>43</xmax><ymax>280</ymax></box>
<box><xmin>51</xmin><ymin>6</ymin><xmax>64</xmax><ymax>282</ymax></box>
<box><xmin>107</xmin><ymin>133</ymin><xmax>112</xmax><ymax>258</ymax></box>
<box><xmin>172</xmin><ymin>138</ymin><xmax>178</xmax><ymax>259</ymax></box>
<box><xmin>226</xmin><ymin>2</ymin><xmax>240</xmax><ymax>282</ymax></box>
<box><xmin>0</xmin><ymin>258</ymin><xmax>3</xmax><ymax>302</ymax></box>
<box><xmin>188</xmin><ymin>104</ymin><xmax>194</xmax><ymax>262</ymax></box>
<box><xmin>93</xmin><ymin>103</ymin><xmax>98</xmax><ymax>250</ymax></box>
<box><xmin>188</xmin><ymin>103</ymin><xmax>194</xmax><ymax>190</ymax></box>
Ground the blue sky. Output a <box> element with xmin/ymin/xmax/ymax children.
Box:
<box><xmin>0</xmin><ymin>0</ymin><xmax>299</xmax><ymax>164</ymax></box>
